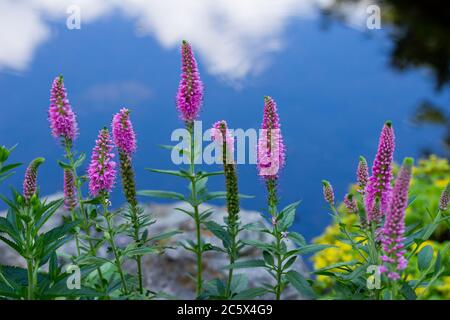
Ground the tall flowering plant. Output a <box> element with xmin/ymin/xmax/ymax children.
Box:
<box><xmin>320</xmin><ymin>121</ymin><xmax>448</xmax><ymax>299</ymax></box>
<box><xmin>200</xmin><ymin>120</ymin><xmax>253</xmax><ymax>299</ymax></box>
<box><xmin>139</xmin><ymin>40</ymin><xmax>221</xmax><ymax>298</ymax></box>
<box><xmin>233</xmin><ymin>96</ymin><xmax>324</xmax><ymax>300</ymax></box>
<box><xmin>112</xmin><ymin>108</ymin><xmax>155</xmax><ymax>295</ymax></box>
<box><xmin>48</xmin><ymin>76</ymin><xmax>108</xmax><ymax>292</ymax></box>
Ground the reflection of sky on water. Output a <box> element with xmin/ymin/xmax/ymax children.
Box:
<box><xmin>0</xmin><ymin>1</ymin><xmax>448</xmax><ymax>240</ymax></box>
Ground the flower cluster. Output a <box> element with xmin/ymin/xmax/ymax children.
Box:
<box><xmin>364</xmin><ymin>121</ymin><xmax>395</xmax><ymax>224</ymax></box>
<box><xmin>48</xmin><ymin>76</ymin><xmax>78</xmax><ymax>143</ymax></box>
<box><xmin>257</xmin><ymin>96</ymin><xmax>285</xmax><ymax>179</ymax></box>
<box><xmin>322</xmin><ymin>180</ymin><xmax>335</xmax><ymax>206</ymax></box>
<box><xmin>176</xmin><ymin>40</ymin><xmax>204</xmax><ymax>123</ymax></box>
<box><xmin>380</xmin><ymin>158</ymin><xmax>414</xmax><ymax>280</ymax></box>
<box><xmin>87</xmin><ymin>128</ymin><xmax>116</xmax><ymax>197</ymax></box>
<box><xmin>112</xmin><ymin>108</ymin><xmax>137</xmax><ymax>156</ymax></box>
<box><xmin>357</xmin><ymin>156</ymin><xmax>369</xmax><ymax>193</ymax></box>
<box><xmin>63</xmin><ymin>169</ymin><xmax>77</xmax><ymax>210</ymax></box>
<box><xmin>23</xmin><ymin>158</ymin><xmax>45</xmax><ymax>201</ymax></box>
<box><xmin>439</xmin><ymin>183</ymin><xmax>449</xmax><ymax>211</ymax></box>
<box><xmin>343</xmin><ymin>193</ymin><xmax>358</xmax><ymax>214</ymax></box>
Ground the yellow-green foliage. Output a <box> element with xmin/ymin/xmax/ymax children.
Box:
<box><xmin>312</xmin><ymin>155</ymin><xmax>450</xmax><ymax>298</ymax></box>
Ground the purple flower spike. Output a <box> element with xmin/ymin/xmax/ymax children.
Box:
<box><xmin>365</xmin><ymin>121</ymin><xmax>395</xmax><ymax>223</ymax></box>
<box><xmin>112</xmin><ymin>108</ymin><xmax>137</xmax><ymax>156</ymax></box>
<box><xmin>176</xmin><ymin>40</ymin><xmax>204</xmax><ymax>123</ymax></box>
<box><xmin>48</xmin><ymin>76</ymin><xmax>78</xmax><ymax>143</ymax></box>
<box><xmin>257</xmin><ymin>96</ymin><xmax>286</xmax><ymax>178</ymax></box>
<box><xmin>344</xmin><ymin>193</ymin><xmax>358</xmax><ymax>214</ymax></box>
<box><xmin>87</xmin><ymin>128</ymin><xmax>116</xmax><ymax>197</ymax></box>
<box><xmin>439</xmin><ymin>183</ymin><xmax>449</xmax><ymax>211</ymax></box>
<box><xmin>322</xmin><ymin>180</ymin><xmax>335</xmax><ymax>206</ymax></box>
<box><xmin>23</xmin><ymin>158</ymin><xmax>45</xmax><ymax>201</ymax></box>
<box><xmin>357</xmin><ymin>156</ymin><xmax>369</xmax><ymax>193</ymax></box>
<box><xmin>380</xmin><ymin>158</ymin><xmax>414</xmax><ymax>280</ymax></box>
<box><xmin>64</xmin><ymin>169</ymin><xmax>77</xmax><ymax>210</ymax></box>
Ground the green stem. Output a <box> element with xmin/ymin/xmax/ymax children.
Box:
<box><xmin>267</xmin><ymin>182</ymin><xmax>282</xmax><ymax>300</ymax></box>
<box><xmin>26</xmin><ymin>259</ymin><xmax>35</xmax><ymax>300</ymax></box>
<box><xmin>130</xmin><ymin>204</ymin><xmax>144</xmax><ymax>294</ymax></box>
<box><xmin>274</xmin><ymin>224</ymin><xmax>283</xmax><ymax>300</ymax></box>
<box><xmin>65</xmin><ymin>141</ymin><xmax>106</xmax><ymax>290</ymax></box>
<box><xmin>103</xmin><ymin>201</ymin><xmax>129</xmax><ymax>295</ymax></box>
<box><xmin>188</xmin><ymin>123</ymin><xmax>202</xmax><ymax>296</ymax></box>
<box><xmin>225</xmin><ymin>223</ymin><xmax>237</xmax><ymax>298</ymax></box>
<box><xmin>25</xmin><ymin>219</ymin><xmax>37</xmax><ymax>300</ymax></box>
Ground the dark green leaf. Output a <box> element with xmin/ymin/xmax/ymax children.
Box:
<box><xmin>232</xmin><ymin>287</ymin><xmax>267</xmax><ymax>300</ymax></box>
<box><xmin>286</xmin><ymin>270</ymin><xmax>315</xmax><ymax>299</ymax></box>
<box><xmin>418</xmin><ymin>245</ymin><xmax>434</xmax><ymax>271</ymax></box>
<box><xmin>138</xmin><ymin>190</ymin><xmax>185</xmax><ymax>201</ymax></box>
<box><xmin>223</xmin><ymin>259</ymin><xmax>267</xmax><ymax>269</ymax></box>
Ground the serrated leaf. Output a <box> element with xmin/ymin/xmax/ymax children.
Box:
<box><xmin>263</xmin><ymin>251</ymin><xmax>274</xmax><ymax>266</ymax></box>
<box><xmin>223</xmin><ymin>259</ymin><xmax>266</xmax><ymax>269</ymax></box>
<box><xmin>296</xmin><ymin>244</ymin><xmax>335</xmax><ymax>255</ymax></box>
<box><xmin>418</xmin><ymin>245</ymin><xmax>434</xmax><ymax>271</ymax></box>
<box><xmin>287</xmin><ymin>232</ymin><xmax>306</xmax><ymax>247</ymax></box>
<box><xmin>147</xmin><ymin>168</ymin><xmax>191</xmax><ymax>179</ymax></box>
<box><xmin>138</xmin><ymin>190</ymin><xmax>185</xmax><ymax>201</ymax></box>
<box><xmin>286</xmin><ymin>270</ymin><xmax>315</xmax><ymax>299</ymax></box>
<box><xmin>231</xmin><ymin>287</ymin><xmax>267</xmax><ymax>300</ymax></box>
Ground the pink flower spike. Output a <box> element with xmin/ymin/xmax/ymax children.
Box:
<box><xmin>87</xmin><ymin>128</ymin><xmax>117</xmax><ymax>197</ymax></box>
<box><xmin>365</xmin><ymin>121</ymin><xmax>395</xmax><ymax>223</ymax></box>
<box><xmin>48</xmin><ymin>76</ymin><xmax>78</xmax><ymax>143</ymax></box>
<box><xmin>380</xmin><ymin>158</ymin><xmax>414</xmax><ymax>280</ymax></box>
<box><xmin>257</xmin><ymin>96</ymin><xmax>285</xmax><ymax>179</ymax></box>
<box><xmin>112</xmin><ymin>108</ymin><xmax>137</xmax><ymax>155</ymax></box>
<box><xmin>176</xmin><ymin>40</ymin><xmax>204</xmax><ymax>123</ymax></box>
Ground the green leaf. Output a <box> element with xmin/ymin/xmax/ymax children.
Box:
<box><xmin>282</xmin><ymin>256</ymin><xmax>297</xmax><ymax>271</ymax></box>
<box><xmin>148</xmin><ymin>230</ymin><xmax>181</xmax><ymax>243</ymax></box>
<box><xmin>138</xmin><ymin>190</ymin><xmax>185</xmax><ymax>201</ymax></box>
<box><xmin>198</xmin><ymin>171</ymin><xmax>224</xmax><ymax>178</ymax></box>
<box><xmin>230</xmin><ymin>274</ymin><xmax>248</xmax><ymax>294</ymax></box>
<box><xmin>278</xmin><ymin>201</ymin><xmax>301</xmax><ymax>230</ymax></box>
<box><xmin>285</xmin><ymin>270</ymin><xmax>315</xmax><ymax>299</ymax></box>
<box><xmin>241</xmin><ymin>239</ymin><xmax>273</xmax><ymax>251</ymax></box>
<box><xmin>204</xmin><ymin>221</ymin><xmax>230</xmax><ymax>248</ymax></box>
<box><xmin>0</xmin><ymin>163</ymin><xmax>22</xmax><ymax>174</ymax></box>
<box><xmin>418</xmin><ymin>245</ymin><xmax>434</xmax><ymax>271</ymax></box>
<box><xmin>231</xmin><ymin>287</ymin><xmax>268</xmax><ymax>300</ymax></box>
<box><xmin>0</xmin><ymin>236</ymin><xmax>22</xmax><ymax>254</ymax></box>
<box><xmin>57</xmin><ymin>160</ymin><xmax>72</xmax><ymax>170</ymax></box>
<box><xmin>147</xmin><ymin>168</ymin><xmax>191</xmax><ymax>179</ymax></box>
<box><xmin>0</xmin><ymin>217</ymin><xmax>21</xmax><ymax>243</ymax></box>
<box><xmin>314</xmin><ymin>260</ymin><xmax>360</xmax><ymax>273</ymax></box>
<box><xmin>124</xmin><ymin>246</ymin><xmax>159</xmax><ymax>258</ymax></box>
<box><xmin>287</xmin><ymin>232</ymin><xmax>306</xmax><ymax>247</ymax></box>
<box><xmin>223</xmin><ymin>259</ymin><xmax>266</xmax><ymax>269</ymax></box>
<box><xmin>73</xmin><ymin>153</ymin><xmax>86</xmax><ymax>168</ymax></box>
<box><xmin>401</xmin><ymin>283</ymin><xmax>417</xmax><ymax>300</ymax></box>
<box><xmin>296</xmin><ymin>244</ymin><xmax>335</xmax><ymax>255</ymax></box>
<box><xmin>263</xmin><ymin>251</ymin><xmax>274</xmax><ymax>266</ymax></box>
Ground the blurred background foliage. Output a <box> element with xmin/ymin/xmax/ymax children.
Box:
<box><xmin>312</xmin><ymin>155</ymin><xmax>450</xmax><ymax>299</ymax></box>
<box><xmin>324</xmin><ymin>0</ymin><xmax>450</xmax><ymax>158</ymax></box>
